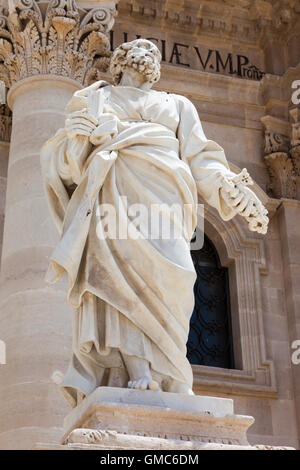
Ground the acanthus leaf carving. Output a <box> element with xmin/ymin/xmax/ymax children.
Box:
<box><xmin>0</xmin><ymin>0</ymin><xmax>118</xmax><ymax>88</ymax></box>
<box><xmin>261</xmin><ymin>115</ymin><xmax>298</xmax><ymax>199</ymax></box>
<box><xmin>264</xmin><ymin>152</ymin><xmax>297</xmax><ymax>200</ymax></box>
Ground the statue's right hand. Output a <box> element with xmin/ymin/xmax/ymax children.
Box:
<box><xmin>65</xmin><ymin>109</ymin><xmax>98</xmax><ymax>140</ymax></box>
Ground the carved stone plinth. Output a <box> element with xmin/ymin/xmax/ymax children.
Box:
<box><xmin>34</xmin><ymin>387</ymin><xmax>293</xmax><ymax>450</ymax></box>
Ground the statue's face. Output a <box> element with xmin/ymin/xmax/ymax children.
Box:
<box><xmin>110</xmin><ymin>39</ymin><xmax>161</xmax><ymax>86</ymax></box>
<box><xmin>127</xmin><ymin>45</ymin><xmax>153</xmax><ymax>65</ymax></box>
<box><xmin>120</xmin><ymin>65</ymin><xmax>153</xmax><ymax>90</ymax></box>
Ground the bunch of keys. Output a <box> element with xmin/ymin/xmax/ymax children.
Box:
<box><xmin>221</xmin><ymin>169</ymin><xmax>269</xmax><ymax>234</ymax></box>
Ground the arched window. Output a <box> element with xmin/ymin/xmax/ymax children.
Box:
<box><xmin>187</xmin><ymin>235</ymin><xmax>234</xmax><ymax>369</ymax></box>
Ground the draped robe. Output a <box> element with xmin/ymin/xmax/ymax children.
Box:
<box><xmin>41</xmin><ymin>80</ymin><xmax>236</xmax><ymax>406</ymax></box>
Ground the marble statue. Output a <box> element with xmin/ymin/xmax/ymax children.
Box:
<box><xmin>41</xmin><ymin>39</ymin><xmax>268</xmax><ymax>408</ymax></box>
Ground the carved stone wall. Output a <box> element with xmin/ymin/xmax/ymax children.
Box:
<box><xmin>118</xmin><ymin>0</ymin><xmax>300</xmax><ymax>44</ymax></box>
<box><xmin>116</xmin><ymin>0</ymin><xmax>300</xmax><ymax>76</ymax></box>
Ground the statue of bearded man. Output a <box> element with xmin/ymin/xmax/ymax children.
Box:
<box><xmin>41</xmin><ymin>39</ymin><xmax>268</xmax><ymax>407</ymax></box>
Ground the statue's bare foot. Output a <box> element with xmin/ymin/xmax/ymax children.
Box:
<box><xmin>122</xmin><ymin>353</ymin><xmax>160</xmax><ymax>391</ymax></box>
<box><xmin>128</xmin><ymin>376</ymin><xmax>160</xmax><ymax>391</ymax></box>
<box><xmin>167</xmin><ymin>380</ymin><xmax>194</xmax><ymax>395</ymax></box>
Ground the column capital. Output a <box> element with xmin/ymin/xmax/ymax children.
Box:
<box><xmin>264</xmin><ymin>152</ymin><xmax>297</xmax><ymax>200</ymax></box>
<box><xmin>0</xmin><ymin>0</ymin><xmax>118</xmax><ymax>89</ymax></box>
<box><xmin>261</xmin><ymin>114</ymin><xmax>298</xmax><ymax>199</ymax></box>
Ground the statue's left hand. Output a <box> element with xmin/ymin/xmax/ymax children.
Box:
<box><xmin>220</xmin><ymin>170</ymin><xmax>269</xmax><ymax>235</ymax></box>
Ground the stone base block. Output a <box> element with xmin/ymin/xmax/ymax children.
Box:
<box><xmin>35</xmin><ymin>387</ymin><xmax>294</xmax><ymax>450</ymax></box>
<box><xmin>59</xmin><ymin>386</ymin><xmax>257</xmax><ymax>449</ymax></box>
<box><xmin>61</xmin><ymin>387</ymin><xmax>252</xmax><ymax>447</ymax></box>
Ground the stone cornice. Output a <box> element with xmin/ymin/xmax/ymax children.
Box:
<box><xmin>0</xmin><ymin>0</ymin><xmax>118</xmax><ymax>88</ymax></box>
<box><xmin>116</xmin><ymin>0</ymin><xmax>300</xmax><ymax>47</ymax></box>
<box><xmin>259</xmin><ymin>63</ymin><xmax>300</xmax><ymax>116</ymax></box>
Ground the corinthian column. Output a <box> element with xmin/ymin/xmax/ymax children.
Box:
<box><xmin>0</xmin><ymin>0</ymin><xmax>117</xmax><ymax>449</ymax></box>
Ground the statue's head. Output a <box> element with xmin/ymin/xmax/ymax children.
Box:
<box><xmin>110</xmin><ymin>39</ymin><xmax>162</xmax><ymax>86</ymax></box>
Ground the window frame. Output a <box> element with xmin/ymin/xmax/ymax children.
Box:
<box><xmin>191</xmin><ymin>202</ymin><xmax>278</xmax><ymax>399</ymax></box>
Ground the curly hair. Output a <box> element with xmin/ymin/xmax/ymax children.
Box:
<box><xmin>110</xmin><ymin>39</ymin><xmax>162</xmax><ymax>85</ymax></box>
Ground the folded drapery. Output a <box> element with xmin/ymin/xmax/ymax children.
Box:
<box><xmin>41</xmin><ymin>81</ymin><xmax>236</xmax><ymax>405</ymax></box>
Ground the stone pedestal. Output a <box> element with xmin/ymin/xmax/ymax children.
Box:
<box><xmin>34</xmin><ymin>387</ymin><xmax>294</xmax><ymax>450</ymax></box>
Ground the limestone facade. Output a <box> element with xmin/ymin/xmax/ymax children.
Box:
<box><xmin>0</xmin><ymin>0</ymin><xmax>299</xmax><ymax>450</ymax></box>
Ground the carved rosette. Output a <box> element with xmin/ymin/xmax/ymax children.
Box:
<box><xmin>0</xmin><ymin>0</ymin><xmax>118</xmax><ymax>88</ymax></box>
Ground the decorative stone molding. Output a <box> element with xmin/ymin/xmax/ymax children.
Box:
<box><xmin>61</xmin><ymin>387</ymin><xmax>256</xmax><ymax>447</ymax></box>
<box><xmin>259</xmin><ymin>67</ymin><xmax>300</xmax><ymax>200</ymax></box>
<box><xmin>263</xmin><ymin>130</ymin><xmax>290</xmax><ymax>155</ymax></box>
<box><xmin>0</xmin><ymin>0</ymin><xmax>118</xmax><ymax>89</ymax></box>
<box><xmin>117</xmin><ymin>0</ymin><xmax>300</xmax><ymax>45</ymax></box>
<box><xmin>264</xmin><ymin>152</ymin><xmax>296</xmax><ymax>200</ymax></box>
<box><xmin>261</xmin><ymin>115</ymin><xmax>297</xmax><ymax>199</ymax></box>
<box><xmin>261</xmin><ymin>115</ymin><xmax>291</xmax><ymax>153</ymax></box>
<box><xmin>192</xmin><ymin>185</ymin><xmax>279</xmax><ymax>399</ymax></box>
